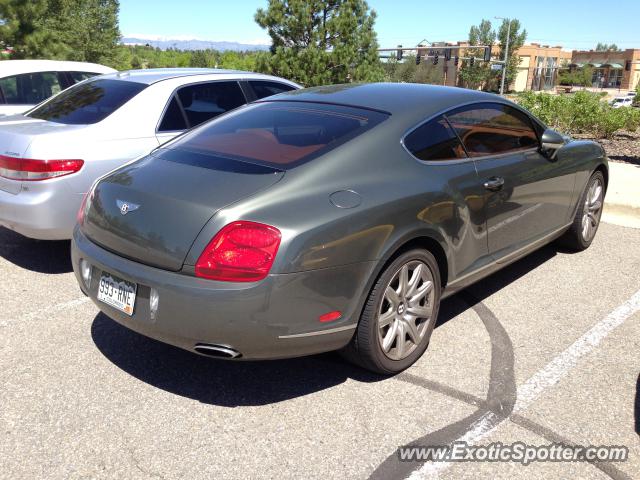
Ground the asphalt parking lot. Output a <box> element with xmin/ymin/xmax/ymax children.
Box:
<box><xmin>1</xmin><ymin>220</ymin><xmax>639</xmax><ymax>480</ymax></box>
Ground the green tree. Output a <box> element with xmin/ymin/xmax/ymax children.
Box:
<box><xmin>254</xmin><ymin>0</ymin><xmax>384</xmax><ymax>86</ymax></box>
<box><xmin>458</xmin><ymin>19</ymin><xmax>496</xmax><ymax>90</ymax></box>
<box><xmin>45</xmin><ymin>0</ymin><xmax>121</xmax><ymax>66</ymax></box>
<box><xmin>595</xmin><ymin>43</ymin><xmax>621</xmax><ymax>52</ymax></box>
<box><xmin>497</xmin><ymin>18</ymin><xmax>526</xmax><ymax>92</ymax></box>
<box><xmin>0</xmin><ymin>0</ymin><xmax>57</xmax><ymax>58</ymax></box>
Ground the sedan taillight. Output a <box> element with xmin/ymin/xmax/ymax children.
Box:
<box><xmin>0</xmin><ymin>155</ymin><xmax>84</xmax><ymax>181</ymax></box>
<box><xmin>195</xmin><ymin>221</ymin><xmax>282</xmax><ymax>282</ymax></box>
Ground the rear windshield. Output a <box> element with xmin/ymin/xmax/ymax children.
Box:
<box><xmin>27</xmin><ymin>79</ymin><xmax>147</xmax><ymax>125</ymax></box>
<box><xmin>166</xmin><ymin>101</ymin><xmax>389</xmax><ymax>170</ymax></box>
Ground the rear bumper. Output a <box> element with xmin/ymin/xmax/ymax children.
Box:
<box><xmin>0</xmin><ymin>182</ymin><xmax>82</xmax><ymax>240</ymax></box>
<box><xmin>72</xmin><ymin>227</ymin><xmax>375</xmax><ymax>360</ymax></box>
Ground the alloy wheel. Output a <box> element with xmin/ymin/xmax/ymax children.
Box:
<box><xmin>377</xmin><ymin>260</ymin><xmax>435</xmax><ymax>361</ymax></box>
<box><xmin>581</xmin><ymin>177</ymin><xmax>603</xmax><ymax>242</ymax></box>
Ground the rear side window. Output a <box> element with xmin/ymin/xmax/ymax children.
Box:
<box><xmin>69</xmin><ymin>71</ymin><xmax>100</xmax><ymax>83</ymax></box>
<box><xmin>166</xmin><ymin>101</ymin><xmax>389</xmax><ymax>170</ymax></box>
<box><xmin>27</xmin><ymin>79</ymin><xmax>147</xmax><ymax>125</ymax></box>
<box><xmin>446</xmin><ymin>103</ymin><xmax>539</xmax><ymax>157</ymax></box>
<box><xmin>0</xmin><ymin>72</ymin><xmax>63</xmax><ymax>105</ymax></box>
<box><xmin>249</xmin><ymin>80</ymin><xmax>296</xmax><ymax>100</ymax></box>
<box><xmin>158</xmin><ymin>96</ymin><xmax>188</xmax><ymax>132</ymax></box>
<box><xmin>404</xmin><ymin>116</ymin><xmax>466</xmax><ymax>161</ymax></box>
<box><xmin>176</xmin><ymin>81</ymin><xmax>246</xmax><ymax>127</ymax></box>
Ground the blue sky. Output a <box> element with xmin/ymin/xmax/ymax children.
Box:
<box><xmin>120</xmin><ymin>0</ymin><xmax>640</xmax><ymax>50</ymax></box>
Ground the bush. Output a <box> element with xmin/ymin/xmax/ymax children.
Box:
<box><xmin>515</xmin><ymin>91</ymin><xmax>640</xmax><ymax>139</ymax></box>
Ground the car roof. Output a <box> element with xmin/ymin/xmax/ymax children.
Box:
<box><xmin>96</xmin><ymin>68</ymin><xmax>290</xmax><ymax>85</ymax></box>
<box><xmin>265</xmin><ymin>82</ymin><xmax>510</xmax><ymax>118</ymax></box>
<box><xmin>0</xmin><ymin>60</ymin><xmax>116</xmax><ymax>76</ymax></box>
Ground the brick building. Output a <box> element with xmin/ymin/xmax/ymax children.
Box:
<box><xmin>569</xmin><ymin>49</ymin><xmax>640</xmax><ymax>90</ymax></box>
<box><xmin>512</xmin><ymin>44</ymin><xmax>572</xmax><ymax>92</ymax></box>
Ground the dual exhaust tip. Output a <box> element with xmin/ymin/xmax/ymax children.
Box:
<box><xmin>194</xmin><ymin>343</ymin><xmax>242</xmax><ymax>359</ymax></box>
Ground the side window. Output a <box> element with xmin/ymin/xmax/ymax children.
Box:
<box><xmin>176</xmin><ymin>81</ymin><xmax>246</xmax><ymax>128</ymax></box>
<box><xmin>445</xmin><ymin>103</ymin><xmax>539</xmax><ymax>157</ymax></box>
<box><xmin>404</xmin><ymin>115</ymin><xmax>466</xmax><ymax>161</ymax></box>
<box><xmin>0</xmin><ymin>72</ymin><xmax>63</xmax><ymax>105</ymax></box>
<box><xmin>69</xmin><ymin>71</ymin><xmax>100</xmax><ymax>83</ymax></box>
<box><xmin>158</xmin><ymin>95</ymin><xmax>188</xmax><ymax>132</ymax></box>
<box><xmin>249</xmin><ymin>80</ymin><xmax>296</xmax><ymax>100</ymax></box>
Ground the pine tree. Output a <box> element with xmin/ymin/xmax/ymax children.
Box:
<box><xmin>254</xmin><ymin>0</ymin><xmax>384</xmax><ymax>86</ymax></box>
<box><xmin>0</xmin><ymin>0</ymin><xmax>57</xmax><ymax>58</ymax></box>
<box><xmin>44</xmin><ymin>0</ymin><xmax>121</xmax><ymax>65</ymax></box>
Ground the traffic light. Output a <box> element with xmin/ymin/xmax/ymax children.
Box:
<box><xmin>416</xmin><ymin>54</ymin><xmax>421</xmax><ymax>65</ymax></box>
<box><xmin>444</xmin><ymin>49</ymin><xmax>451</xmax><ymax>61</ymax></box>
<box><xmin>469</xmin><ymin>56</ymin><xmax>475</xmax><ymax>66</ymax></box>
<box><xmin>433</xmin><ymin>52</ymin><xmax>439</xmax><ymax>65</ymax></box>
<box><xmin>454</xmin><ymin>56</ymin><xmax>459</xmax><ymax>66</ymax></box>
<box><xmin>396</xmin><ymin>45</ymin><xmax>403</xmax><ymax>61</ymax></box>
<box><xmin>484</xmin><ymin>46</ymin><xmax>492</xmax><ymax>62</ymax></box>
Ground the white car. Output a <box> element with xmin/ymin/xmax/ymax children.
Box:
<box><xmin>0</xmin><ymin>69</ymin><xmax>300</xmax><ymax>240</ymax></box>
<box><xmin>0</xmin><ymin>60</ymin><xmax>116</xmax><ymax>115</ymax></box>
<box><xmin>610</xmin><ymin>96</ymin><xmax>633</xmax><ymax>108</ymax></box>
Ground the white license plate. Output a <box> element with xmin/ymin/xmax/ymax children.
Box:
<box><xmin>97</xmin><ymin>272</ymin><xmax>137</xmax><ymax>316</ymax></box>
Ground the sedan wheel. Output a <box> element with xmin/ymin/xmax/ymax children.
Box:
<box><xmin>342</xmin><ymin>249</ymin><xmax>441</xmax><ymax>375</ymax></box>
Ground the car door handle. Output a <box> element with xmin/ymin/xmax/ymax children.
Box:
<box><xmin>483</xmin><ymin>177</ymin><xmax>505</xmax><ymax>191</ymax></box>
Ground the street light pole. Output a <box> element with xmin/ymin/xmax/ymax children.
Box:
<box><xmin>495</xmin><ymin>16</ymin><xmax>511</xmax><ymax>95</ymax></box>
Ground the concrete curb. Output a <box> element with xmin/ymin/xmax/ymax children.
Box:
<box><xmin>602</xmin><ymin>203</ymin><xmax>640</xmax><ymax>229</ymax></box>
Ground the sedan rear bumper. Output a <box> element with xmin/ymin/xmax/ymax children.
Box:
<box><xmin>72</xmin><ymin>227</ymin><xmax>374</xmax><ymax>360</ymax></box>
<box><xmin>0</xmin><ymin>182</ymin><xmax>82</xmax><ymax>240</ymax></box>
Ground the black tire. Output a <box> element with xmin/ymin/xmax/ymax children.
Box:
<box><xmin>341</xmin><ymin>249</ymin><xmax>441</xmax><ymax>375</ymax></box>
<box><xmin>557</xmin><ymin>171</ymin><xmax>605</xmax><ymax>251</ymax></box>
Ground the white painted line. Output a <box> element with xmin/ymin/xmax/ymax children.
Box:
<box><xmin>408</xmin><ymin>289</ymin><xmax>640</xmax><ymax>480</ymax></box>
<box><xmin>0</xmin><ymin>296</ymin><xmax>92</xmax><ymax>327</ymax></box>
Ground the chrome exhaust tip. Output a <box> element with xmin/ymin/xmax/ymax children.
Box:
<box><xmin>194</xmin><ymin>343</ymin><xmax>242</xmax><ymax>359</ymax></box>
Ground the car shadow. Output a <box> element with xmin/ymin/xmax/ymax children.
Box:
<box><xmin>0</xmin><ymin>227</ymin><xmax>72</xmax><ymax>274</ymax></box>
<box><xmin>91</xmin><ymin>244</ymin><xmax>558</xmax><ymax>407</ymax></box>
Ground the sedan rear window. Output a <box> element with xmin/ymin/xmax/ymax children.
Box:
<box><xmin>27</xmin><ymin>79</ymin><xmax>147</xmax><ymax>125</ymax></box>
<box><xmin>166</xmin><ymin>101</ymin><xmax>389</xmax><ymax>169</ymax></box>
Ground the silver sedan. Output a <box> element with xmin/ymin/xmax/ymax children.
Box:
<box><xmin>0</xmin><ymin>68</ymin><xmax>299</xmax><ymax>239</ymax></box>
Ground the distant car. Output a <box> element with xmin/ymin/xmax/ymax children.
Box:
<box><xmin>72</xmin><ymin>83</ymin><xmax>608</xmax><ymax>374</ymax></box>
<box><xmin>0</xmin><ymin>60</ymin><xmax>116</xmax><ymax>115</ymax></box>
<box><xmin>610</xmin><ymin>96</ymin><xmax>633</xmax><ymax>108</ymax></box>
<box><xmin>0</xmin><ymin>69</ymin><xmax>300</xmax><ymax>240</ymax></box>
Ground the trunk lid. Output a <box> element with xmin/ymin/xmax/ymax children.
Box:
<box><xmin>82</xmin><ymin>148</ymin><xmax>285</xmax><ymax>271</ymax></box>
<box><xmin>0</xmin><ymin>114</ymin><xmax>87</xmax><ymax>194</ymax></box>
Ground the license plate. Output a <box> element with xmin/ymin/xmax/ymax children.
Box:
<box><xmin>97</xmin><ymin>272</ymin><xmax>137</xmax><ymax>316</ymax></box>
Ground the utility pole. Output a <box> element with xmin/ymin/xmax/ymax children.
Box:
<box><xmin>495</xmin><ymin>16</ymin><xmax>511</xmax><ymax>95</ymax></box>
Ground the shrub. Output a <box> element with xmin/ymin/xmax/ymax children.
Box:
<box><xmin>515</xmin><ymin>91</ymin><xmax>640</xmax><ymax>139</ymax></box>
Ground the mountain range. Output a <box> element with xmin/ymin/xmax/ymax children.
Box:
<box><xmin>121</xmin><ymin>36</ymin><xmax>270</xmax><ymax>52</ymax></box>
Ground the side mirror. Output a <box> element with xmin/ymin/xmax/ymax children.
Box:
<box><xmin>540</xmin><ymin>128</ymin><xmax>565</xmax><ymax>159</ymax></box>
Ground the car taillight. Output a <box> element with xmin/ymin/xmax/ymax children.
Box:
<box><xmin>0</xmin><ymin>155</ymin><xmax>84</xmax><ymax>181</ymax></box>
<box><xmin>195</xmin><ymin>221</ymin><xmax>282</xmax><ymax>282</ymax></box>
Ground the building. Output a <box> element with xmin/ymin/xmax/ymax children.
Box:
<box><xmin>569</xmin><ymin>49</ymin><xmax>640</xmax><ymax>90</ymax></box>
<box><xmin>512</xmin><ymin>44</ymin><xmax>572</xmax><ymax>92</ymax></box>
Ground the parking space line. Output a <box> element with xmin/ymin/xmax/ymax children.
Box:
<box><xmin>0</xmin><ymin>296</ymin><xmax>91</xmax><ymax>327</ymax></box>
<box><xmin>407</xmin><ymin>288</ymin><xmax>640</xmax><ymax>480</ymax></box>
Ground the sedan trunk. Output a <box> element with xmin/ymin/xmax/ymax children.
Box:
<box><xmin>82</xmin><ymin>148</ymin><xmax>285</xmax><ymax>271</ymax></box>
<box><xmin>0</xmin><ymin>115</ymin><xmax>86</xmax><ymax>194</ymax></box>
